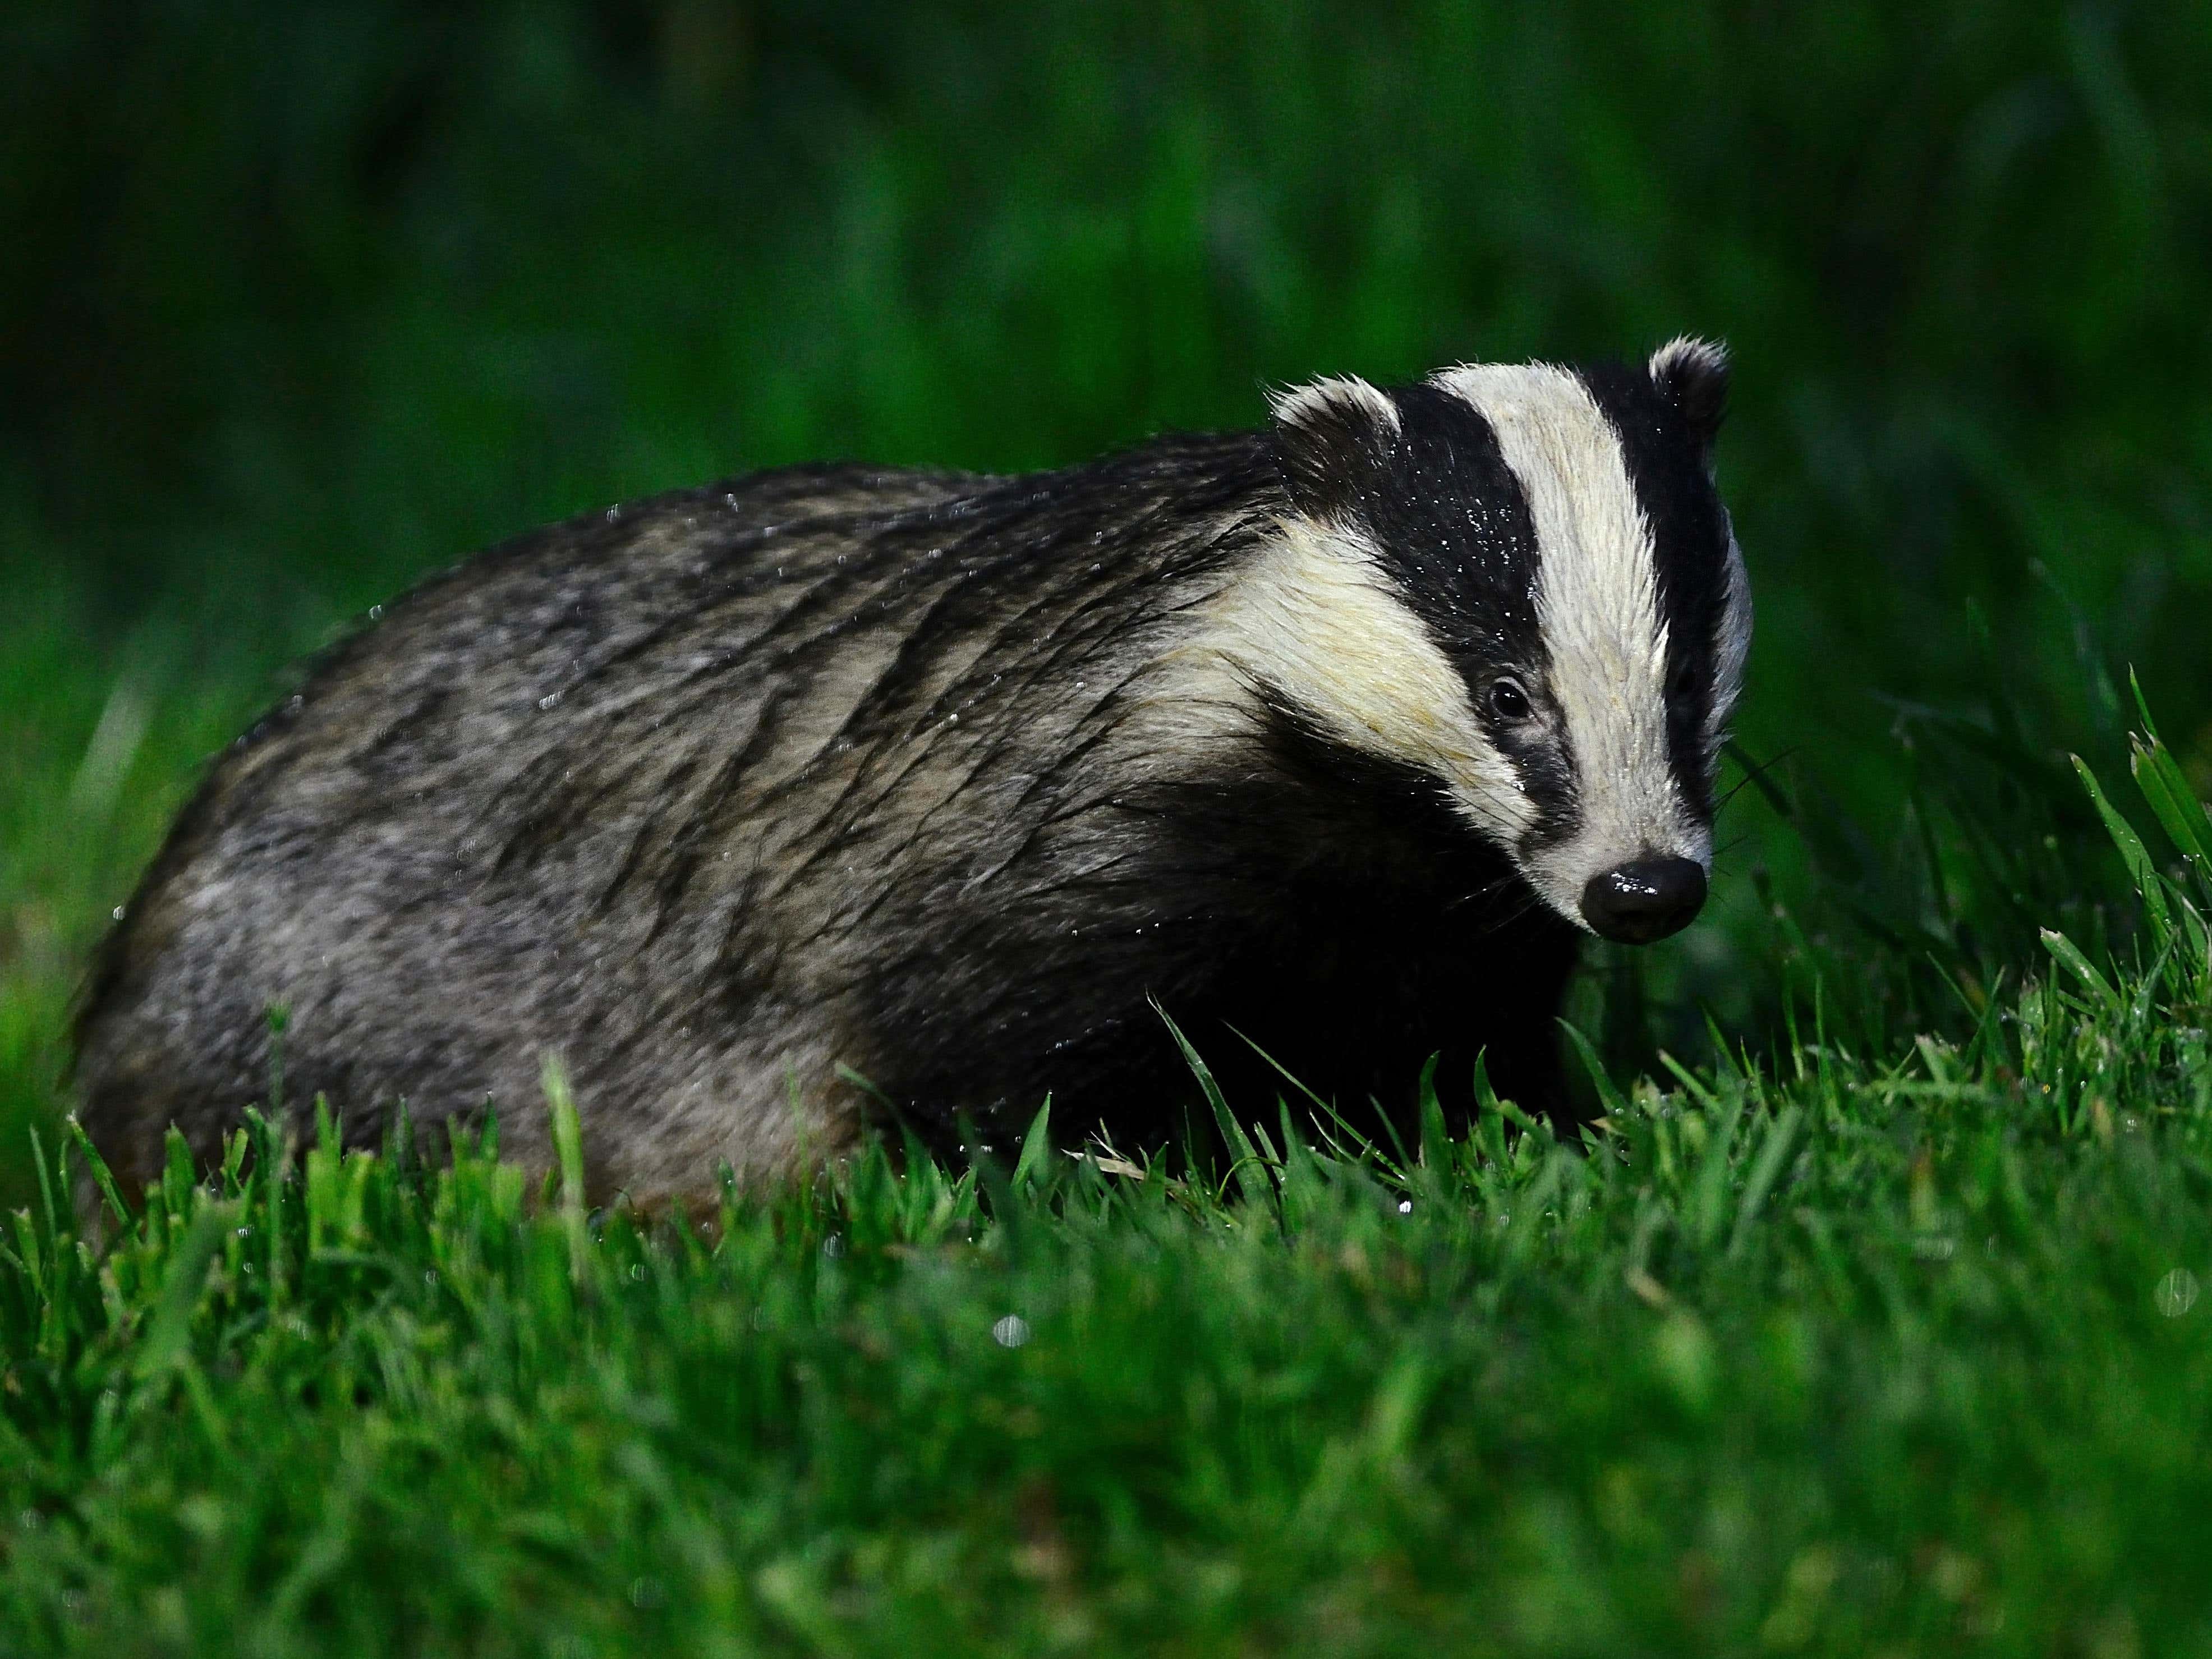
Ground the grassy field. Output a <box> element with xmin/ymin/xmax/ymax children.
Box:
<box><xmin>8</xmin><ymin>730</ymin><xmax>2212</xmax><ymax>1655</ymax></box>
<box><xmin>7</xmin><ymin>1</ymin><xmax>2212</xmax><ymax>1651</ymax></box>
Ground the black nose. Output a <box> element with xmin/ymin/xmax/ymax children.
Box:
<box><xmin>1580</xmin><ymin>858</ymin><xmax>1708</xmax><ymax>944</ymax></box>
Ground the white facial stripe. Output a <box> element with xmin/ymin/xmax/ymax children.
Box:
<box><xmin>1708</xmin><ymin>521</ymin><xmax>1751</xmax><ymax>756</ymax></box>
<box><xmin>1433</xmin><ymin>363</ymin><xmax>1705</xmax><ymax>922</ymax></box>
<box><xmin>1204</xmin><ymin>516</ymin><xmax>1534</xmax><ymax>840</ymax></box>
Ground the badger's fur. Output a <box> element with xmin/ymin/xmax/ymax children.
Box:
<box><xmin>76</xmin><ymin>342</ymin><xmax>1748</xmax><ymax>1201</ymax></box>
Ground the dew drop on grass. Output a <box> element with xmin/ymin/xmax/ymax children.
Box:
<box><xmin>821</xmin><ymin>1234</ymin><xmax>845</xmax><ymax>1260</ymax></box>
<box><xmin>1397</xmin><ymin>1199</ymin><xmax>1413</xmax><ymax>1215</ymax></box>
<box><xmin>993</xmin><ymin>1315</ymin><xmax>1030</xmax><ymax>1349</ymax></box>
<box><xmin>2156</xmin><ymin>1268</ymin><xmax>2199</xmax><ymax>1317</ymax></box>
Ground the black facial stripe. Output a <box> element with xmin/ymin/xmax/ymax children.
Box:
<box><xmin>1511</xmin><ymin>734</ymin><xmax>1581</xmax><ymax>849</ymax></box>
<box><xmin>1353</xmin><ymin>383</ymin><xmax>1548</xmax><ymax>675</ymax></box>
<box><xmin>1274</xmin><ymin>383</ymin><xmax>1601</xmax><ymax>836</ymax></box>
<box><xmin>1574</xmin><ymin>361</ymin><xmax>1732</xmax><ymax>812</ymax></box>
<box><xmin>1316</xmin><ymin>383</ymin><xmax>1580</xmax><ymax>833</ymax></box>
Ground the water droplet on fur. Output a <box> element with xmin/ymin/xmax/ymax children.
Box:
<box><xmin>537</xmin><ymin>693</ymin><xmax>561</xmax><ymax>711</ymax></box>
<box><xmin>367</xmin><ymin>604</ymin><xmax>383</xmax><ymax>621</ymax></box>
<box><xmin>112</xmin><ymin>906</ymin><xmax>125</xmax><ymax>921</ymax></box>
<box><xmin>993</xmin><ymin>1315</ymin><xmax>1030</xmax><ymax>1348</ymax></box>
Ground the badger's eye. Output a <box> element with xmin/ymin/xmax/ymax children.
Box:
<box><xmin>1486</xmin><ymin>677</ymin><xmax>1532</xmax><ymax>723</ymax></box>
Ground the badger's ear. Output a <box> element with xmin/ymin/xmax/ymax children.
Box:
<box><xmin>1268</xmin><ymin>375</ymin><xmax>1400</xmax><ymax>521</ymax></box>
<box><xmin>1648</xmin><ymin>337</ymin><xmax>1729</xmax><ymax>454</ymax></box>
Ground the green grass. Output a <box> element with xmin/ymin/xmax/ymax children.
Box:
<box><xmin>7</xmin><ymin>720</ymin><xmax>2212</xmax><ymax>1656</ymax></box>
<box><xmin>10</xmin><ymin>1</ymin><xmax>2212</xmax><ymax>1650</ymax></box>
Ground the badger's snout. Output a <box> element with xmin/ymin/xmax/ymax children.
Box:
<box><xmin>1579</xmin><ymin>857</ymin><xmax>1707</xmax><ymax>944</ymax></box>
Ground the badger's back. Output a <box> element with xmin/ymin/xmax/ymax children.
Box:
<box><xmin>76</xmin><ymin>443</ymin><xmax>1317</xmax><ymax>1197</ymax></box>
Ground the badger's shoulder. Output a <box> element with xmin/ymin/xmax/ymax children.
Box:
<box><xmin>249</xmin><ymin>434</ymin><xmax>1273</xmax><ymax>768</ymax></box>
<box><xmin>186</xmin><ymin>463</ymin><xmax>1004</xmax><ymax>771</ymax></box>
<box><xmin>281</xmin><ymin>435</ymin><xmax>1274</xmax><ymax>707</ymax></box>
<box><xmin>81</xmin><ymin>435</ymin><xmax>1286</xmax><ymax>977</ymax></box>
<box><xmin>73</xmin><ymin>464</ymin><xmax>999</xmax><ymax>1008</ymax></box>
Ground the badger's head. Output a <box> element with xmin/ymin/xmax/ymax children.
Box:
<box><xmin>1235</xmin><ymin>341</ymin><xmax>1749</xmax><ymax>944</ymax></box>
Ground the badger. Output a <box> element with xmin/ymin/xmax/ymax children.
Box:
<box><xmin>75</xmin><ymin>341</ymin><xmax>1747</xmax><ymax>1202</ymax></box>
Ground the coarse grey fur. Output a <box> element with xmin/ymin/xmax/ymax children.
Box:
<box><xmin>76</xmin><ymin>350</ymin><xmax>1745</xmax><ymax>1203</ymax></box>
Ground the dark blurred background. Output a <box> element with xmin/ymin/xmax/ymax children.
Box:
<box><xmin>5</xmin><ymin>1</ymin><xmax>2211</xmax><ymax>1190</ymax></box>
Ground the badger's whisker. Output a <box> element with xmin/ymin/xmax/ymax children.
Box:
<box><xmin>1717</xmin><ymin>745</ymin><xmax>1799</xmax><ymax>815</ymax></box>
